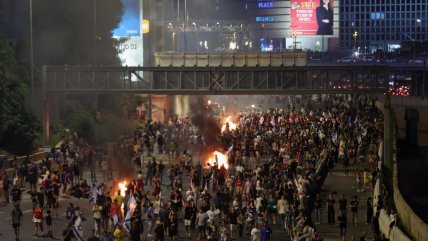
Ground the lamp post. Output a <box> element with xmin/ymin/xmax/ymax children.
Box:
<box><xmin>172</xmin><ymin>32</ymin><xmax>176</xmax><ymax>51</ymax></box>
<box><xmin>353</xmin><ymin>31</ymin><xmax>358</xmax><ymax>53</ymax></box>
<box><xmin>93</xmin><ymin>0</ymin><xmax>97</xmax><ymax>65</ymax></box>
<box><xmin>292</xmin><ymin>31</ymin><xmax>296</xmax><ymax>65</ymax></box>
<box><xmin>29</xmin><ymin>0</ymin><xmax>34</xmax><ymax>101</ymax></box>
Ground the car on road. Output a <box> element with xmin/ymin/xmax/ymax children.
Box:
<box><xmin>385</xmin><ymin>58</ymin><xmax>397</xmax><ymax>63</ymax></box>
<box><xmin>409</xmin><ymin>57</ymin><xmax>425</xmax><ymax>64</ymax></box>
<box><xmin>337</xmin><ymin>57</ymin><xmax>355</xmax><ymax>63</ymax></box>
<box><xmin>359</xmin><ymin>56</ymin><xmax>374</xmax><ymax>62</ymax></box>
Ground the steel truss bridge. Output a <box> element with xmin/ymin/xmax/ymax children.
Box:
<box><xmin>41</xmin><ymin>65</ymin><xmax>426</xmax><ymax>144</ymax></box>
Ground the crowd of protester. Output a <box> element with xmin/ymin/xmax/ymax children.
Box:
<box><xmin>0</xmin><ymin>94</ymin><xmax>389</xmax><ymax>241</ymax></box>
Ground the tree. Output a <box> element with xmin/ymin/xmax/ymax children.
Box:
<box><xmin>0</xmin><ymin>37</ymin><xmax>38</xmax><ymax>155</ymax></box>
<box><xmin>24</xmin><ymin>0</ymin><xmax>137</xmax><ymax>145</ymax></box>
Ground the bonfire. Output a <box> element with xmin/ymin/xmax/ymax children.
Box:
<box><xmin>207</xmin><ymin>151</ymin><xmax>229</xmax><ymax>169</ymax></box>
<box><xmin>221</xmin><ymin>116</ymin><xmax>237</xmax><ymax>132</ymax></box>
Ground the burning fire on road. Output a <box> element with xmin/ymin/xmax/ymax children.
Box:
<box><xmin>221</xmin><ymin>116</ymin><xmax>237</xmax><ymax>132</ymax></box>
<box><xmin>207</xmin><ymin>151</ymin><xmax>229</xmax><ymax>169</ymax></box>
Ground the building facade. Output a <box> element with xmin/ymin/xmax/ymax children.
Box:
<box><xmin>339</xmin><ymin>0</ymin><xmax>428</xmax><ymax>53</ymax></box>
<box><xmin>245</xmin><ymin>0</ymin><xmax>340</xmax><ymax>51</ymax></box>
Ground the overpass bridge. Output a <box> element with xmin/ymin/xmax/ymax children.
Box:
<box><xmin>41</xmin><ymin>64</ymin><xmax>425</xmax><ymax>144</ymax></box>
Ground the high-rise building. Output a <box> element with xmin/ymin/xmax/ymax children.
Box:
<box><xmin>339</xmin><ymin>0</ymin><xmax>428</xmax><ymax>53</ymax></box>
<box><xmin>245</xmin><ymin>0</ymin><xmax>340</xmax><ymax>51</ymax></box>
<box><xmin>244</xmin><ymin>0</ymin><xmax>428</xmax><ymax>53</ymax></box>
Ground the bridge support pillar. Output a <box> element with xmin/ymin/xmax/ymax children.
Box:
<box><xmin>43</xmin><ymin>98</ymin><xmax>50</xmax><ymax>146</ymax></box>
<box><xmin>147</xmin><ymin>94</ymin><xmax>152</xmax><ymax>120</ymax></box>
<box><xmin>42</xmin><ymin>65</ymin><xmax>50</xmax><ymax>146</ymax></box>
<box><xmin>383</xmin><ymin>95</ymin><xmax>392</xmax><ymax>171</ymax></box>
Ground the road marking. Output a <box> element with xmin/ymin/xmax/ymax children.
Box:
<box><xmin>23</xmin><ymin>209</ymin><xmax>33</xmax><ymax>214</ymax></box>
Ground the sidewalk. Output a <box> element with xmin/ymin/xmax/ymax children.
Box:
<box><xmin>315</xmin><ymin>166</ymin><xmax>374</xmax><ymax>241</ymax></box>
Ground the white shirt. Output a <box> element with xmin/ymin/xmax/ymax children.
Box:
<box><xmin>236</xmin><ymin>165</ymin><xmax>244</xmax><ymax>173</ymax></box>
<box><xmin>251</xmin><ymin>227</ymin><xmax>261</xmax><ymax>241</ymax></box>
<box><xmin>206</xmin><ymin>210</ymin><xmax>215</xmax><ymax>222</ymax></box>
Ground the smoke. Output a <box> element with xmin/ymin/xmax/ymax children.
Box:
<box><xmin>33</xmin><ymin>0</ymin><xmax>123</xmax><ymax>66</ymax></box>
<box><xmin>189</xmin><ymin>96</ymin><xmax>223</xmax><ymax>158</ymax></box>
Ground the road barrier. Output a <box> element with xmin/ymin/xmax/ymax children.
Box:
<box><xmin>373</xmin><ymin>99</ymin><xmax>424</xmax><ymax>241</ymax></box>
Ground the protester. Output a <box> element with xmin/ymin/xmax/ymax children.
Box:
<box><xmin>11</xmin><ymin>204</ymin><xmax>23</xmax><ymax>241</ymax></box>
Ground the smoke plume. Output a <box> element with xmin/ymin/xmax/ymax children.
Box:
<box><xmin>190</xmin><ymin>96</ymin><xmax>223</xmax><ymax>158</ymax></box>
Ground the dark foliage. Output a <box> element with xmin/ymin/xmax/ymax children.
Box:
<box><xmin>0</xmin><ymin>37</ymin><xmax>38</xmax><ymax>155</ymax></box>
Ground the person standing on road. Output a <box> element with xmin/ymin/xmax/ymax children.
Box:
<box><xmin>184</xmin><ymin>200</ymin><xmax>196</xmax><ymax>237</ymax></box>
<box><xmin>33</xmin><ymin>203</ymin><xmax>45</xmax><ymax>237</ymax></box>
<box><xmin>366</xmin><ymin>197</ymin><xmax>373</xmax><ymax>224</ymax></box>
<box><xmin>350</xmin><ymin>196</ymin><xmax>359</xmax><ymax>225</ymax></box>
<box><xmin>10</xmin><ymin>184</ymin><xmax>21</xmax><ymax>207</ymax></box>
<box><xmin>2</xmin><ymin>174</ymin><xmax>10</xmax><ymax>204</ymax></box>
<box><xmin>251</xmin><ymin>223</ymin><xmax>261</xmax><ymax>241</ymax></box>
<box><xmin>260</xmin><ymin>222</ymin><xmax>272</xmax><ymax>241</ymax></box>
<box><xmin>338</xmin><ymin>211</ymin><xmax>347</xmax><ymax>241</ymax></box>
<box><xmin>45</xmin><ymin>208</ymin><xmax>53</xmax><ymax>238</ymax></box>
<box><xmin>277</xmin><ymin>195</ymin><xmax>287</xmax><ymax>228</ymax></box>
<box><xmin>327</xmin><ymin>192</ymin><xmax>336</xmax><ymax>224</ymax></box>
<box><xmin>11</xmin><ymin>204</ymin><xmax>23</xmax><ymax>241</ymax></box>
<box><xmin>93</xmin><ymin>203</ymin><xmax>103</xmax><ymax>236</ymax></box>
<box><xmin>314</xmin><ymin>193</ymin><xmax>322</xmax><ymax>224</ymax></box>
<box><xmin>154</xmin><ymin>220</ymin><xmax>165</xmax><ymax>241</ymax></box>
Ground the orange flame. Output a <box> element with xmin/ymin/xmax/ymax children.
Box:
<box><xmin>118</xmin><ymin>181</ymin><xmax>127</xmax><ymax>197</ymax></box>
<box><xmin>221</xmin><ymin>116</ymin><xmax>237</xmax><ymax>132</ymax></box>
<box><xmin>207</xmin><ymin>151</ymin><xmax>229</xmax><ymax>169</ymax></box>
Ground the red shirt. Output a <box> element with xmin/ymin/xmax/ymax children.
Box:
<box><xmin>33</xmin><ymin>207</ymin><xmax>43</xmax><ymax>219</ymax></box>
<box><xmin>109</xmin><ymin>203</ymin><xmax>121</xmax><ymax>218</ymax></box>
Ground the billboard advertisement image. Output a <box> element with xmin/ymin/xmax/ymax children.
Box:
<box><xmin>113</xmin><ymin>0</ymin><xmax>143</xmax><ymax>67</ymax></box>
<box><xmin>290</xmin><ymin>0</ymin><xmax>334</xmax><ymax>36</ymax></box>
<box><xmin>113</xmin><ymin>0</ymin><xmax>141</xmax><ymax>37</ymax></box>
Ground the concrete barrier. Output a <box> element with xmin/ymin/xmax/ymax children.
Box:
<box><xmin>372</xmin><ymin>162</ymin><xmax>414</xmax><ymax>241</ymax></box>
<box><xmin>2</xmin><ymin>151</ymin><xmax>48</xmax><ymax>169</ymax></box>
<box><xmin>393</xmin><ymin>161</ymin><xmax>428</xmax><ymax>241</ymax></box>
<box><xmin>154</xmin><ymin>51</ymin><xmax>308</xmax><ymax>67</ymax></box>
<box><xmin>374</xmin><ymin>100</ymin><xmax>416</xmax><ymax>241</ymax></box>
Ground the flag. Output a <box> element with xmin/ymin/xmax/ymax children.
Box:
<box><xmin>270</xmin><ymin>117</ymin><xmax>275</xmax><ymax>126</ymax></box>
<box><xmin>227</xmin><ymin>145</ymin><xmax>234</xmax><ymax>155</ymax></box>
<box><xmin>123</xmin><ymin>194</ymin><xmax>137</xmax><ymax>232</ymax></box>
<box><xmin>332</xmin><ymin>133</ymin><xmax>338</xmax><ymax>144</ymax></box>
<box><xmin>72</xmin><ymin>216</ymin><xmax>84</xmax><ymax>241</ymax></box>
<box><xmin>128</xmin><ymin>194</ymin><xmax>137</xmax><ymax>211</ymax></box>
<box><xmin>113</xmin><ymin>213</ymin><xmax>119</xmax><ymax>229</ymax></box>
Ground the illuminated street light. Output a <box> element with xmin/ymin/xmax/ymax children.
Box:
<box><xmin>353</xmin><ymin>31</ymin><xmax>358</xmax><ymax>52</ymax></box>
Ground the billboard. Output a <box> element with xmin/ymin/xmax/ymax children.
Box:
<box><xmin>113</xmin><ymin>0</ymin><xmax>141</xmax><ymax>37</ymax></box>
<box><xmin>290</xmin><ymin>0</ymin><xmax>335</xmax><ymax>36</ymax></box>
<box><xmin>113</xmin><ymin>0</ymin><xmax>143</xmax><ymax>67</ymax></box>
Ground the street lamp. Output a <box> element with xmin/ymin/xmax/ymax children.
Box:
<box><xmin>29</xmin><ymin>0</ymin><xmax>34</xmax><ymax>102</ymax></box>
<box><xmin>353</xmin><ymin>31</ymin><xmax>358</xmax><ymax>53</ymax></box>
<box><xmin>172</xmin><ymin>32</ymin><xmax>176</xmax><ymax>51</ymax></box>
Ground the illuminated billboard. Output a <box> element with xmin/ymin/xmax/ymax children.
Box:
<box><xmin>113</xmin><ymin>0</ymin><xmax>141</xmax><ymax>37</ymax></box>
<box><xmin>290</xmin><ymin>0</ymin><xmax>335</xmax><ymax>36</ymax></box>
<box><xmin>113</xmin><ymin>0</ymin><xmax>143</xmax><ymax>67</ymax></box>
